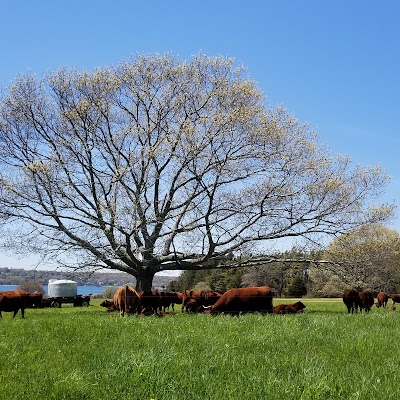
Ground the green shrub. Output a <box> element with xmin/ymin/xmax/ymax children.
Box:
<box><xmin>102</xmin><ymin>286</ymin><xmax>117</xmax><ymax>299</ymax></box>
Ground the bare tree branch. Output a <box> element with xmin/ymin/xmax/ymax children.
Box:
<box><xmin>0</xmin><ymin>54</ymin><xmax>394</xmax><ymax>290</ymax></box>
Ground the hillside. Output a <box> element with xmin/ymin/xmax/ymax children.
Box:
<box><xmin>0</xmin><ymin>267</ymin><xmax>177</xmax><ymax>290</ymax></box>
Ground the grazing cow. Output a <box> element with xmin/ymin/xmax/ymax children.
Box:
<box><xmin>208</xmin><ymin>286</ymin><xmax>273</xmax><ymax>315</ymax></box>
<box><xmin>181</xmin><ymin>290</ymin><xmax>202</xmax><ymax>311</ymax></box>
<box><xmin>391</xmin><ymin>294</ymin><xmax>400</xmax><ymax>309</ymax></box>
<box><xmin>359</xmin><ymin>290</ymin><xmax>374</xmax><ymax>312</ymax></box>
<box><xmin>113</xmin><ymin>285</ymin><xmax>141</xmax><ymax>317</ymax></box>
<box><xmin>376</xmin><ymin>291</ymin><xmax>389</xmax><ymax>308</ymax></box>
<box><xmin>182</xmin><ymin>290</ymin><xmax>223</xmax><ymax>312</ymax></box>
<box><xmin>0</xmin><ymin>290</ymin><xmax>42</xmax><ymax>318</ymax></box>
<box><xmin>273</xmin><ymin>301</ymin><xmax>306</xmax><ymax>314</ymax></box>
<box><xmin>184</xmin><ymin>298</ymin><xmax>200</xmax><ymax>313</ymax></box>
<box><xmin>342</xmin><ymin>289</ymin><xmax>362</xmax><ymax>313</ymax></box>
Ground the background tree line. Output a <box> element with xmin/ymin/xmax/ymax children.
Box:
<box><xmin>170</xmin><ymin>225</ymin><xmax>400</xmax><ymax>297</ymax></box>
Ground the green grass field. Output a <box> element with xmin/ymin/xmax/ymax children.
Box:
<box><xmin>1</xmin><ymin>299</ymin><xmax>399</xmax><ymax>400</ymax></box>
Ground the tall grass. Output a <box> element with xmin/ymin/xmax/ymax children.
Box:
<box><xmin>1</xmin><ymin>300</ymin><xmax>400</xmax><ymax>399</ymax></box>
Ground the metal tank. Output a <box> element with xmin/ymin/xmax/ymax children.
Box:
<box><xmin>48</xmin><ymin>279</ymin><xmax>78</xmax><ymax>297</ymax></box>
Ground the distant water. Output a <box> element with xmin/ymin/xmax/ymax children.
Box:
<box><xmin>0</xmin><ymin>285</ymin><xmax>109</xmax><ymax>296</ymax></box>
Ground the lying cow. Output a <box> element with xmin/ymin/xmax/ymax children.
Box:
<box><xmin>0</xmin><ymin>290</ymin><xmax>43</xmax><ymax>318</ymax></box>
<box><xmin>375</xmin><ymin>291</ymin><xmax>389</xmax><ymax>308</ymax></box>
<box><xmin>100</xmin><ymin>299</ymin><xmax>116</xmax><ymax>312</ymax></box>
<box><xmin>207</xmin><ymin>286</ymin><xmax>273</xmax><ymax>315</ymax></box>
<box><xmin>273</xmin><ymin>301</ymin><xmax>306</xmax><ymax>314</ymax></box>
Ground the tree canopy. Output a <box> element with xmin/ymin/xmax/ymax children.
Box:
<box><xmin>323</xmin><ymin>224</ymin><xmax>400</xmax><ymax>291</ymax></box>
<box><xmin>0</xmin><ymin>53</ymin><xmax>393</xmax><ymax>290</ymax></box>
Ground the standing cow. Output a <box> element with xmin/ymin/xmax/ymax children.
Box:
<box><xmin>113</xmin><ymin>285</ymin><xmax>141</xmax><ymax>317</ymax></box>
<box><xmin>391</xmin><ymin>294</ymin><xmax>400</xmax><ymax>310</ymax></box>
<box><xmin>375</xmin><ymin>291</ymin><xmax>389</xmax><ymax>308</ymax></box>
<box><xmin>342</xmin><ymin>289</ymin><xmax>362</xmax><ymax>313</ymax></box>
<box><xmin>0</xmin><ymin>290</ymin><xmax>43</xmax><ymax>318</ymax></box>
<box><xmin>359</xmin><ymin>290</ymin><xmax>374</xmax><ymax>312</ymax></box>
<box><xmin>208</xmin><ymin>286</ymin><xmax>273</xmax><ymax>315</ymax></box>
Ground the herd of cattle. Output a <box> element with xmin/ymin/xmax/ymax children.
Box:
<box><xmin>100</xmin><ymin>285</ymin><xmax>305</xmax><ymax>317</ymax></box>
<box><xmin>342</xmin><ymin>289</ymin><xmax>400</xmax><ymax>313</ymax></box>
<box><xmin>2</xmin><ymin>285</ymin><xmax>400</xmax><ymax>318</ymax></box>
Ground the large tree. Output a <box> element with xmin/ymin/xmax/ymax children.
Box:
<box><xmin>0</xmin><ymin>54</ymin><xmax>393</xmax><ymax>290</ymax></box>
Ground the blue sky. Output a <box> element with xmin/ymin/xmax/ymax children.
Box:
<box><xmin>1</xmin><ymin>1</ymin><xmax>399</xmax><ymax>269</ymax></box>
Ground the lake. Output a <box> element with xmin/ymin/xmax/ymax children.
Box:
<box><xmin>0</xmin><ymin>285</ymin><xmax>109</xmax><ymax>296</ymax></box>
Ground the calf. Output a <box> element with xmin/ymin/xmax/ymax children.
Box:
<box><xmin>273</xmin><ymin>301</ymin><xmax>306</xmax><ymax>314</ymax></box>
<box><xmin>100</xmin><ymin>299</ymin><xmax>116</xmax><ymax>312</ymax></box>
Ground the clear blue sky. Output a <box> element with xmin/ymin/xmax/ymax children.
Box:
<box><xmin>1</xmin><ymin>1</ymin><xmax>399</xmax><ymax>269</ymax></box>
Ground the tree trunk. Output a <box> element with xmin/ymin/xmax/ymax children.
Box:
<box><xmin>136</xmin><ymin>270</ymin><xmax>156</xmax><ymax>292</ymax></box>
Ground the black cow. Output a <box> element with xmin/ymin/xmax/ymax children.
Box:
<box><xmin>342</xmin><ymin>289</ymin><xmax>362</xmax><ymax>313</ymax></box>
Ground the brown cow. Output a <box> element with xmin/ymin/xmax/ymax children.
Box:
<box><xmin>181</xmin><ymin>290</ymin><xmax>202</xmax><ymax>311</ymax></box>
<box><xmin>359</xmin><ymin>290</ymin><xmax>374</xmax><ymax>312</ymax></box>
<box><xmin>391</xmin><ymin>294</ymin><xmax>400</xmax><ymax>309</ymax></box>
<box><xmin>113</xmin><ymin>285</ymin><xmax>141</xmax><ymax>317</ymax></box>
<box><xmin>182</xmin><ymin>290</ymin><xmax>223</xmax><ymax>312</ymax></box>
<box><xmin>208</xmin><ymin>286</ymin><xmax>273</xmax><ymax>315</ymax></box>
<box><xmin>0</xmin><ymin>290</ymin><xmax>43</xmax><ymax>318</ymax></box>
<box><xmin>273</xmin><ymin>301</ymin><xmax>306</xmax><ymax>314</ymax></box>
<box><xmin>184</xmin><ymin>298</ymin><xmax>199</xmax><ymax>313</ymax></box>
<box><xmin>342</xmin><ymin>289</ymin><xmax>362</xmax><ymax>313</ymax></box>
<box><xmin>100</xmin><ymin>299</ymin><xmax>116</xmax><ymax>312</ymax></box>
<box><xmin>23</xmin><ymin>291</ymin><xmax>43</xmax><ymax>309</ymax></box>
<box><xmin>375</xmin><ymin>291</ymin><xmax>389</xmax><ymax>308</ymax></box>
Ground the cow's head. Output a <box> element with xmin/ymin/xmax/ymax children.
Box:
<box><xmin>295</xmin><ymin>301</ymin><xmax>306</xmax><ymax>311</ymax></box>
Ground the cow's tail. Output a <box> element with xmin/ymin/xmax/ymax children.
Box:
<box><xmin>125</xmin><ymin>285</ymin><xmax>129</xmax><ymax>315</ymax></box>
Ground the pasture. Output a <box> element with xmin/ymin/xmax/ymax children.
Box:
<box><xmin>1</xmin><ymin>298</ymin><xmax>400</xmax><ymax>400</ymax></box>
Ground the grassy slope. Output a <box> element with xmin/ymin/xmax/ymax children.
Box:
<box><xmin>1</xmin><ymin>299</ymin><xmax>399</xmax><ymax>400</ymax></box>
